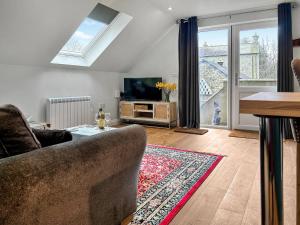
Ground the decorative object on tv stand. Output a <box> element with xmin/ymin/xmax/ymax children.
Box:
<box><xmin>155</xmin><ymin>82</ymin><xmax>176</xmax><ymax>102</ymax></box>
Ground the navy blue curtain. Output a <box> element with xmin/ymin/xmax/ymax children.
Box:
<box><xmin>178</xmin><ymin>17</ymin><xmax>200</xmax><ymax>128</ymax></box>
<box><xmin>278</xmin><ymin>3</ymin><xmax>294</xmax><ymax>139</ymax></box>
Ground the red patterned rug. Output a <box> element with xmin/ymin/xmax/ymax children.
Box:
<box><xmin>130</xmin><ymin>144</ymin><xmax>223</xmax><ymax>225</ymax></box>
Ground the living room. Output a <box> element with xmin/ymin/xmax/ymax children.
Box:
<box><xmin>1</xmin><ymin>0</ymin><xmax>300</xmax><ymax>224</ymax></box>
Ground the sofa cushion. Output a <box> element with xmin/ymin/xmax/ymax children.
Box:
<box><xmin>32</xmin><ymin>128</ymin><xmax>72</xmax><ymax>148</ymax></box>
<box><xmin>0</xmin><ymin>139</ymin><xmax>9</xmax><ymax>159</ymax></box>
<box><xmin>0</xmin><ymin>104</ymin><xmax>41</xmax><ymax>158</ymax></box>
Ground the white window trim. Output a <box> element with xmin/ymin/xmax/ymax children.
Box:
<box><xmin>58</xmin><ymin>51</ymin><xmax>83</xmax><ymax>57</ymax></box>
<box><xmin>80</xmin><ymin>23</ymin><xmax>110</xmax><ymax>56</ymax></box>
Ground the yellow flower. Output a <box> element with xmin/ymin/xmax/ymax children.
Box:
<box><xmin>155</xmin><ymin>82</ymin><xmax>176</xmax><ymax>91</ymax></box>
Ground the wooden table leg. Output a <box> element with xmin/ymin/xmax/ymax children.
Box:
<box><xmin>297</xmin><ymin>143</ymin><xmax>300</xmax><ymax>225</ymax></box>
<box><xmin>259</xmin><ymin>117</ymin><xmax>283</xmax><ymax>225</ymax></box>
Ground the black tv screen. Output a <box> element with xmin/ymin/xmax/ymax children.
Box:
<box><xmin>124</xmin><ymin>78</ymin><xmax>162</xmax><ymax>101</ymax></box>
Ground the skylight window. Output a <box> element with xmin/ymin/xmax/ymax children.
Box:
<box><xmin>61</xmin><ymin>18</ymin><xmax>108</xmax><ymax>55</ymax></box>
<box><xmin>51</xmin><ymin>3</ymin><xmax>132</xmax><ymax>67</ymax></box>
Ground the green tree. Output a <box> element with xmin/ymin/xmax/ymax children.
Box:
<box><xmin>259</xmin><ymin>38</ymin><xmax>277</xmax><ymax>79</ymax></box>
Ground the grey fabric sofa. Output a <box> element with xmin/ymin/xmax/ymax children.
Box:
<box><xmin>0</xmin><ymin>125</ymin><xmax>146</xmax><ymax>225</ymax></box>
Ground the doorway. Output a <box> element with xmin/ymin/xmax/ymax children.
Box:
<box><xmin>198</xmin><ymin>21</ymin><xmax>278</xmax><ymax>130</ymax></box>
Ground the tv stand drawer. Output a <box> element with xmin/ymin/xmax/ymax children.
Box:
<box><xmin>154</xmin><ymin>104</ymin><xmax>168</xmax><ymax>120</ymax></box>
<box><xmin>120</xmin><ymin>103</ymin><xmax>134</xmax><ymax>118</ymax></box>
<box><xmin>134</xmin><ymin>104</ymin><xmax>149</xmax><ymax>110</ymax></box>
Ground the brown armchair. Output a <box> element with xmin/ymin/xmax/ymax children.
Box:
<box><xmin>290</xmin><ymin>58</ymin><xmax>300</xmax><ymax>224</ymax></box>
<box><xmin>292</xmin><ymin>59</ymin><xmax>300</xmax><ymax>85</ymax></box>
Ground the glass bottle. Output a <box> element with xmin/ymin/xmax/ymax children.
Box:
<box><xmin>97</xmin><ymin>108</ymin><xmax>106</xmax><ymax>129</ymax></box>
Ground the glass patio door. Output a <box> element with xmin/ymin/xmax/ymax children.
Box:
<box><xmin>198</xmin><ymin>21</ymin><xmax>278</xmax><ymax>130</ymax></box>
<box><xmin>232</xmin><ymin>21</ymin><xmax>278</xmax><ymax>130</ymax></box>
<box><xmin>198</xmin><ymin>28</ymin><xmax>231</xmax><ymax>128</ymax></box>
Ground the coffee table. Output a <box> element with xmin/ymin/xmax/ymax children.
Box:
<box><xmin>67</xmin><ymin>125</ymin><xmax>116</xmax><ymax>138</ymax></box>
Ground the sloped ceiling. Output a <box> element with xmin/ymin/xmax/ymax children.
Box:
<box><xmin>0</xmin><ymin>0</ymin><xmax>174</xmax><ymax>72</ymax></box>
<box><xmin>0</xmin><ymin>0</ymin><xmax>298</xmax><ymax>73</ymax></box>
<box><xmin>91</xmin><ymin>0</ymin><xmax>175</xmax><ymax>72</ymax></box>
<box><xmin>0</xmin><ymin>0</ymin><xmax>95</xmax><ymax>67</ymax></box>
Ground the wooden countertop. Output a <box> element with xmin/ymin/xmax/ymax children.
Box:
<box><xmin>240</xmin><ymin>92</ymin><xmax>300</xmax><ymax>117</ymax></box>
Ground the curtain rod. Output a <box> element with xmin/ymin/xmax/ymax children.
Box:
<box><xmin>176</xmin><ymin>2</ymin><xmax>297</xmax><ymax>24</ymax></box>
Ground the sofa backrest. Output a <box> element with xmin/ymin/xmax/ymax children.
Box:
<box><xmin>0</xmin><ymin>125</ymin><xmax>146</xmax><ymax>225</ymax></box>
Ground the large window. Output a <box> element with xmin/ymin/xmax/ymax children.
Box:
<box><xmin>198</xmin><ymin>28</ymin><xmax>229</xmax><ymax>127</ymax></box>
<box><xmin>234</xmin><ymin>22</ymin><xmax>278</xmax><ymax>130</ymax></box>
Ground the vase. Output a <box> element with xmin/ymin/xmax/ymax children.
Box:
<box><xmin>164</xmin><ymin>90</ymin><xmax>171</xmax><ymax>102</ymax></box>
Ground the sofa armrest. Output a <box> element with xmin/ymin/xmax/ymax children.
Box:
<box><xmin>32</xmin><ymin>128</ymin><xmax>72</xmax><ymax>147</ymax></box>
<box><xmin>0</xmin><ymin>125</ymin><xmax>146</xmax><ymax>225</ymax></box>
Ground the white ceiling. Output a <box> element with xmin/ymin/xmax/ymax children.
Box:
<box><xmin>0</xmin><ymin>0</ymin><xmax>296</xmax><ymax>72</ymax></box>
<box><xmin>147</xmin><ymin>0</ymin><xmax>290</xmax><ymax>18</ymax></box>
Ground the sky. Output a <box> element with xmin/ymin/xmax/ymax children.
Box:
<box><xmin>198</xmin><ymin>27</ymin><xmax>278</xmax><ymax>47</ymax></box>
<box><xmin>62</xmin><ymin>18</ymin><xmax>108</xmax><ymax>53</ymax></box>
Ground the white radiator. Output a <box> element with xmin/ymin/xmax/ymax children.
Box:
<box><xmin>46</xmin><ymin>96</ymin><xmax>92</xmax><ymax>129</ymax></box>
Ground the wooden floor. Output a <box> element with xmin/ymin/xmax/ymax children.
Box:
<box><xmin>145</xmin><ymin>127</ymin><xmax>296</xmax><ymax>225</ymax></box>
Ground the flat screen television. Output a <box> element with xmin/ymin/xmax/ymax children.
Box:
<box><xmin>124</xmin><ymin>77</ymin><xmax>162</xmax><ymax>101</ymax></box>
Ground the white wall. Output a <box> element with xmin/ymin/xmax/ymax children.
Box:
<box><xmin>129</xmin><ymin>24</ymin><xmax>178</xmax><ymax>76</ymax></box>
<box><xmin>0</xmin><ymin>64</ymin><xmax>120</xmax><ymax>123</ymax></box>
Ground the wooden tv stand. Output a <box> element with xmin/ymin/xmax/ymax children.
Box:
<box><xmin>119</xmin><ymin>101</ymin><xmax>177</xmax><ymax>128</ymax></box>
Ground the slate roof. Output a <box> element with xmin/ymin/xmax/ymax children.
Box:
<box><xmin>200</xmin><ymin>59</ymin><xmax>249</xmax><ymax>79</ymax></box>
<box><xmin>199</xmin><ymin>48</ymin><xmax>227</xmax><ymax>57</ymax></box>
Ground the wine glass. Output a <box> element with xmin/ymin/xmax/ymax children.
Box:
<box><xmin>105</xmin><ymin>113</ymin><xmax>111</xmax><ymax>128</ymax></box>
<box><xmin>95</xmin><ymin>112</ymin><xmax>99</xmax><ymax>126</ymax></box>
